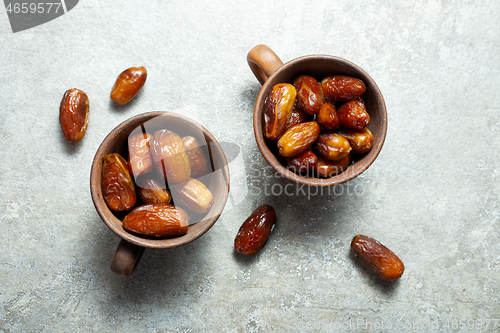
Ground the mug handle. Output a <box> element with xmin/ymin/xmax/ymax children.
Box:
<box><xmin>110</xmin><ymin>239</ymin><xmax>145</xmax><ymax>277</ymax></box>
<box><xmin>247</xmin><ymin>44</ymin><xmax>284</xmax><ymax>85</ymax></box>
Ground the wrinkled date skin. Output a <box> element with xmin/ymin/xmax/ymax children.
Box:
<box><xmin>122</xmin><ymin>204</ymin><xmax>189</xmax><ymax>237</ymax></box>
<box><xmin>314</xmin><ymin>132</ymin><xmax>352</xmax><ymax>161</ymax></box>
<box><xmin>316</xmin><ymin>102</ymin><xmax>339</xmax><ymax>130</ymax></box>
<box><xmin>337</xmin><ymin>97</ymin><xmax>370</xmax><ymax>130</ymax></box>
<box><xmin>321</xmin><ymin>75</ymin><xmax>366</xmax><ymax>103</ymax></box>
<box><xmin>128</xmin><ymin>132</ymin><xmax>154</xmax><ymax>177</ymax></box>
<box><xmin>172</xmin><ymin>178</ymin><xmax>213</xmax><ymax>214</ymax></box>
<box><xmin>263</xmin><ymin>83</ymin><xmax>296</xmax><ymax>140</ymax></box>
<box><xmin>110</xmin><ymin>66</ymin><xmax>147</xmax><ymax>105</ymax></box>
<box><xmin>338</xmin><ymin>127</ymin><xmax>374</xmax><ymax>153</ymax></box>
<box><xmin>182</xmin><ymin>136</ymin><xmax>210</xmax><ymax>178</ymax></box>
<box><xmin>136</xmin><ymin>176</ymin><xmax>172</xmax><ymax>205</ymax></box>
<box><xmin>284</xmin><ymin>150</ymin><xmax>318</xmax><ymax>174</ymax></box>
<box><xmin>293</xmin><ymin>75</ymin><xmax>324</xmax><ymax>115</ymax></box>
<box><xmin>315</xmin><ymin>155</ymin><xmax>351</xmax><ymax>178</ymax></box>
<box><xmin>234</xmin><ymin>205</ymin><xmax>276</xmax><ymax>256</ymax></box>
<box><xmin>102</xmin><ymin>153</ymin><xmax>137</xmax><ymax>211</ymax></box>
<box><xmin>351</xmin><ymin>235</ymin><xmax>405</xmax><ymax>282</ymax></box>
<box><xmin>286</xmin><ymin>108</ymin><xmax>314</xmax><ymax>130</ymax></box>
<box><xmin>152</xmin><ymin>130</ymin><xmax>191</xmax><ymax>185</ymax></box>
<box><xmin>277</xmin><ymin>121</ymin><xmax>321</xmax><ymax>157</ymax></box>
<box><xmin>59</xmin><ymin>88</ymin><xmax>89</xmax><ymax>143</ymax></box>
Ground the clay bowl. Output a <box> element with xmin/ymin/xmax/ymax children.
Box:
<box><xmin>90</xmin><ymin>112</ymin><xmax>230</xmax><ymax>276</ymax></box>
<box><xmin>247</xmin><ymin>44</ymin><xmax>387</xmax><ymax>187</ymax></box>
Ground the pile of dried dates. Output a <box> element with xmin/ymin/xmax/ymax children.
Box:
<box><xmin>101</xmin><ymin>129</ymin><xmax>213</xmax><ymax>238</ymax></box>
<box><xmin>264</xmin><ymin>75</ymin><xmax>374</xmax><ymax>178</ymax></box>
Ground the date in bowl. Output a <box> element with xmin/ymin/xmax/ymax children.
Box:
<box><xmin>247</xmin><ymin>44</ymin><xmax>387</xmax><ymax>187</ymax></box>
<box><xmin>90</xmin><ymin>112</ymin><xmax>230</xmax><ymax>276</ymax></box>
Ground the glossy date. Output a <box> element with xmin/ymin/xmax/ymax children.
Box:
<box><xmin>235</xmin><ymin>205</ymin><xmax>276</xmax><ymax>256</ymax></box>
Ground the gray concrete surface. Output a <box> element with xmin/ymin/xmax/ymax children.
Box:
<box><xmin>1</xmin><ymin>0</ymin><xmax>499</xmax><ymax>332</ymax></box>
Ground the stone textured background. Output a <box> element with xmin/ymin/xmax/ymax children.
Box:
<box><xmin>1</xmin><ymin>0</ymin><xmax>499</xmax><ymax>332</ymax></box>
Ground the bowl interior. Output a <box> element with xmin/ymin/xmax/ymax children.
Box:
<box><xmin>253</xmin><ymin>55</ymin><xmax>387</xmax><ymax>186</ymax></box>
<box><xmin>90</xmin><ymin>112</ymin><xmax>230</xmax><ymax>249</ymax></box>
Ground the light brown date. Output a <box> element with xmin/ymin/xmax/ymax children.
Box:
<box><xmin>338</xmin><ymin>127</ymin><xmax>374</xmax><ymax>153</ymax></box>
<box><xmin>136</xmin><ymin>176</ymin><xmax>172</xmax><ymax>205</ymax></box>
<box><xmin>321</xmin><ymin>75</ymin><xmax>366</xmax><ymax>102</ymax></box>
<box><xmin>102</xmin><ymin>153</ymin><xmax>136</xmax><ymax>211</ymax></box>
<box><xmin>293</xmin><ymin>75</ymin><xmax>323</xmax><ymax>115</ymax></box>
<box><xmin>152</xmin><ymin>129</ymin><xmax>191</xmax><ymax>185</ymax></box>
<box><xmin>59</xmin><ymin>88</ymin><xmax>89</xmax><ymax>143</ymax></box>
<box><xmin>337</xmin><ymin>97</ymin><xmax>370</xmax><ymax>130</ymax></box>
<box><xmin>110</xmin><ymin>66</ymin><xmax>147</xmax><ymax>105</ymax></box>
<box><xmin>277</xmin><ymin>121</ymin><xmax>321</xmax><ymax>157</ymax></box>
<box><xmin>234</xmin><ymin>205</ymin><xmax>276</xmax><ymax>256</ymax></box>
<box><xmin>182</xmin><ymin>136</ymin><xmax>210</xmax><ymax>178</ymax></box>
<box><xmin>171</xmin><ymin>178</ymin><xmax>213</xmax><ymax>214</ymax></box>
<box><xmin>315</xmin><ymin>155</ymin><xmax>351</xmax><ymax>178</ymax></box>
<box><xmin>316</xmin><ymin>102</ymin><xmax>339</xmax><ymax>130</ymax></box>
<box><xmin>122</xmin><ymin>204</ymin><xmax>189</xmax><ymax>237</ymax></box>
<box><xmin>351</xmin><ymin>235</ymin><xmax>405</xmax><ymax>282</ymax></box>
<box><xmin>263</xmin><ymin>83</ymin><xmax>296</xmax><ymax>140</ymax></box>
<box><xmin>286</xmin><ymin>108</ymin><xmax>314</xmax><ymax>130</ymax></box>
<box><xmin>128</xmin><ymin>131</ymin><xmax>153</xmax><ymax>177</ymax></box>
<box><xmin>314</xmin><ymin>132</ymin><xmax>352</xmax><ymax>161</ymax></box>
<box><xmin>284</xmin><ymin>150</ymin><xmax>318</xmax><ymax>174</ymax></box>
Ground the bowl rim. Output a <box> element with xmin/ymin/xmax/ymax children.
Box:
<box><xmin>253</xmin><ymin>54</ymin><xmax>387</xmax><ymax>187</ymax></box>
<box><xmin>90</xmin><ymin>111</ymin><xmax>230</xmax><ymax>249</ymax></box>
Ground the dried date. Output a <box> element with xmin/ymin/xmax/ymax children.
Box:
<box><xmin>234</xmin><ymin>205</ymin><xmax>276</xmax><ymax>256</ymax></box>
<box><xmin>263</xmin><ymin>83</ymin><xmax>296</xmax><ymax>140</ymax></box>
<box><xmin>122</xmin><ymin>204</ymin><xmax>189</xmax><ymax>237</ymax></box>
<box><xmin>110</xmin><ymin>66</ymin><xmax>147</xmax><ymax>105</ymax></box>
<box><xmin>351</xmin><ymin>235</ymin><xmax>405</xmax><ymax>282</ymax></box>
<box><xmin>338</xmin><ymin>127</ymin><xmax>374</xmax><ymax>153</ymax></box>
<box><xmin>337</xmin><ymin>97</ymin><xmax>370</xmax><ymax>130</ymax></box>
<box><xmin>182</xmin><ymin>136</ymin><xmax>210</xmax><ymax>178</ymax></box>
<box><xmin>321</xmin><ymin>75</ymin><xmax>366</xmax><ymax>102</ymax></box>
<box><xmin>316</xmin><ymin>102</ymin><xmax>339</xmax><ymax>130</ymax></box>
<box><xmin>284</xmin><ymin>150</ymin><xmax>318</xmax><ymax>174</ymax></box>
<box><xmin>277</xmin><ymin>121</ymin><xmax>321</xmax><ymax>157</ymax></box>
<box><xmin>59</xmin><ymin>88</ymin><xmax>89</xmax><ymax>143</ymax></box>
<box><xmin>293</xmin><ymin>75</ymin><xmax>323</xmax><ymax>115</ymax></box>
<box><xmin>128</xmin><ymin>131</ymin><xmax>154</xmax><ymax>177</ymax></box>
<box><xmin>171</xmin><ymin>178</ymin><xmax>213</xmax><ymax>214</ymax></box>
<box><xmin>152</xmin><ymin>129</ymin><xmax>191</xmax><ymax>185</ymax></box>
<box><xmin>315</xmin><ymin>155</ymin><xmax>351</xmax><ymax>178</ymax></box>
<box><xmin>314</xmin><ymin>132</ymin><xmax>352</xmax><ymax>161</ymax></box>
<box><xmin>136</xmin><ymin>176</ymin><xmax>172</xmax><ymax>205</ymax></box>
<box><xmin>102</xmin><ymin>153</ymin><xmax>136</xmax><ymax>211</ymax></box>
<box><xmin>285</xmin><ymin>108</ymin><xmax>314</xmax><ymax>130</ymax></box>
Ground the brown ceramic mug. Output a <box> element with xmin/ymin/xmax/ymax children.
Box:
<box><xmin>247</xmin><ymin>44</ymin><xmax>387</xmax><ymax>187</ymax></box>
<box><xmin>90</xmin><ymin>112</ymin><xmax>230</xmax><ymax>276</ymax></box>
